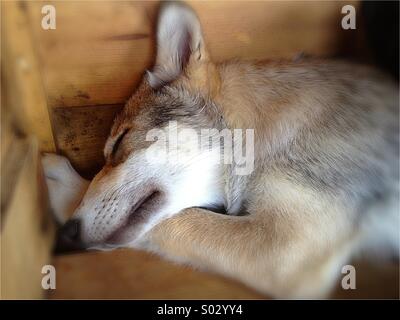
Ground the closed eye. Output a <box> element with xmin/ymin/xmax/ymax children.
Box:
<box><xmin>111</xmin><ymin>129</ymin><xmax>129</xmax><ymax>156</ymax></box>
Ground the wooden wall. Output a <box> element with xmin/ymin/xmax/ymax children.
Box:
<box><xmin>1</xmin><ymin>15</ymin><xmax>55</xmax><ymax>297</ymax></box>
<box><xmin>7</xmin><ymin>0</ymin><xmax>397</xmax><ymax>300</ymax></box>
<box><xmin>5</xmin><ymin>0</ymin><xmax>361</xmax><ymax>178</ymax></box>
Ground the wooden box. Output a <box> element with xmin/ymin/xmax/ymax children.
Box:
<box><xmin>2</xmin><ymin>0</ymin><xmax>398</xmax><ymax>299</ymax></box>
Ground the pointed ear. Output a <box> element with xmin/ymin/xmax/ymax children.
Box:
<box><xmin>148</xmin><ymin>2</ymin><xmax>208</xmax><ymax>88</ymax></box>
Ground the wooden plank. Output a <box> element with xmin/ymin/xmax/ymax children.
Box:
<box><xmin>26</xmin><ymin>0</ymin><xmax>360</xmax><ymax>109</ymax></box>
<box><xmin>50</xmin><ymin>104</ymin><xmax>123</xmax><ymax>178</ymax></box>
<box><xmin>0</xmin><ymin>93</ymin><xmax>23</xmax><ymax>194</ymax></box>
<box><xmin>48</xmin><ymin>249</ymin><xmax>398</xmax><ymax>299</ymax></box>
<box><xmin>1</xmin><ymin>0</ymin><xmax>56</xmax><ymax>152</ymax></box>
<box><xmin>48</xmin><ymin>249</ymin><xmax>265</xmax><ymax>299</ymax></box>
<box><xmin>189</xmin><ymin>0</ymin><xmax>360</xmax><ymax>60</ymax></box>
<box><xmin>1</xmin><ymin>137</ymin><xmax>56</xmax><ymax>299</ymax></box>
<box><xmin>0</xmin><ymin>136</ymin><xmax>29</xmax><ymax>215</ymax></box>
<box><xmin>26</xmin><ymin>0</ymin><xmax>157</xmax><ymax>108</ymax></box>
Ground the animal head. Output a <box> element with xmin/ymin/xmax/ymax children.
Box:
<box><xmin>70</xmin><ymin>2</ymin><xmax>226</xmax><ymax>248</ymax></box>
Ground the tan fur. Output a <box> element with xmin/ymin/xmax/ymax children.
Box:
<box><xmin>146</xmin><ymin>173</ymin><xmax>358</xmax><ymax>297</ymax></box>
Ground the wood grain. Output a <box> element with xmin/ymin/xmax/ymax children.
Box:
<box><xmin>48</xmin><ymin>249</ymin><xmax>266</xmax><ymax>299</ymax></box>
<box><xmin>26</xmin><ymin>0</ymin><xmax>158</xmax><ymax>109</ymax></box>
<box><xmin>2</xmin><ymin>0</ymin><xmax>56</xmax><ymax>152</ymax></box>
<box><xmin>1</xmin><ymin>137</ymin><xmax>55</xmax><ymax>299</ymax></box>
<box><xmin>50</xmin><ymin>104</ymin><xmax>123</xmax><ymax>178</ymax></box>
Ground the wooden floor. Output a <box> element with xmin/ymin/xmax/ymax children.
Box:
<box><xmin>48</xmin><ymin>249</ymin><xmax>399</xmax><ymax>299</ymax></box>
<box><xmin>48</xmin><ymin>249</ymin><xmax>265</xmax><ymax>299</ymax></box>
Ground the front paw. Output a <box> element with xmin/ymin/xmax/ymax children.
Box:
<box><xmin>42</xmin><ymin>153</ymin><xmax>89</xmax><ymax>223</ymax></box>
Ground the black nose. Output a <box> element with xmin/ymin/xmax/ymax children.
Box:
<box><xmin>55</xmin><ymin>219</ymin><xmax>85</xmax><ymax>253</ymax></box>
<box><xmin>61</xmin><ymin>219</ymin><xmax>80</xmax><ymax>240</ymax></box>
